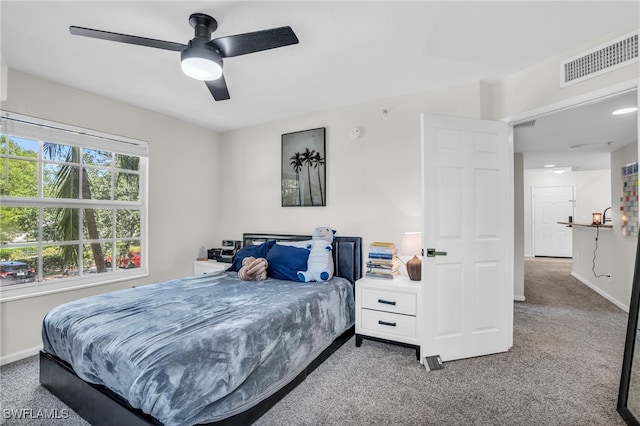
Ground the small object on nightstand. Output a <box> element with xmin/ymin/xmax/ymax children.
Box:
<box><xmin>401</xmin><ymin>232</ymin><xmax>422</xmax><ymax>281</ymax></box>
<box><xmin>219</xmin><ymin>240</ymin><xmax>242</xmax><ymax>263</ymax></box>
<box><xmin>208</xmin><ymin>248</ymin><xmax>222</xmax><ymax>260</ymax></box>
<box><xmin>424</xmin><ymin>355</ymin><xmax>444</xmax><ymax>371</ymax></box>
<box><xmin>196</xmin><ymin>246</ymin><xmax>207</xmax><ymax>261</ymax></box>
<box><xmin>366</xmin><ymin>242</ymin><xmax>400</xmax><ymax>279</ymax></box>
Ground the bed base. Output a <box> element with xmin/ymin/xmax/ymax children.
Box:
<box><xmin>40</xmin><ymin>233</ymin><xmax>362</xmax><ymax>425</ymax></box>
<box><xmin>40</xmin><ymin>325</ymin><xmax>354</xmax><ymax>426</ymax></box>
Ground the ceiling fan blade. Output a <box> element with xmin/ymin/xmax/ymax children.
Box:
<box><xmin>205</xmin><ymin>75</ymin><xmax>230</xmax><ymax>101</ymax></box>
<box><xmin>208</xmin><ymin>26</ymin><xmax>298</xmax><ymax>58</ymax></box>
<box><xmin>70</xmin><ymin>26</ymin><xmax>187</xmax><ymax>52</ymax></box>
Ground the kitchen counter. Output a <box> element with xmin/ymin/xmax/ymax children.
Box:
<box><xmin>557</xmin><ymin>221</ymin><xmax>613</xmax><ymax>229</ymax></box>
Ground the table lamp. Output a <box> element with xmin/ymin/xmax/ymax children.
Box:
<box><xmin>401</xmin><ymin>232</ymin><xmax>422</xmax><ymax>281</ymax></box>
<box><xmin>592</xmin><ymin>212</ymin><xmax>603</xmax><ymax>225</ymax></box>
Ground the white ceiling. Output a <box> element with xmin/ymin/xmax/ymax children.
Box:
<box><xmin>1</xmin><ymin>1</ymin><xmax>639</xmax><ymax>169</ymax></box>
<box><xmin>514</xmin><ymin>89</ymin><xmax>638</xmax><ymax>171</ymax></box>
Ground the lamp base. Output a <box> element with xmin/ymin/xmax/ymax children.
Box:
<box><xmin>407</xmin><ymin>256</ymin><xmax>421</xmax><ymax>281</ymax></box>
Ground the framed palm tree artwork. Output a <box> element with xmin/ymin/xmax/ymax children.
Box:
<box><xmin>281</xmin><ymin>127</ymin><xmax>326</xmax><ymax>207</ymax></box>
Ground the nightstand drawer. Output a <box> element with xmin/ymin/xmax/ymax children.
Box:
<box><xmin>360</xmin><ymin>288</ymin><xmax>416</xmax><ymax>316</ymax></box>
<box><xmin>360</xmin><ymin>309</ymin><xmax>417</xmax><ymax>339</ymax></box>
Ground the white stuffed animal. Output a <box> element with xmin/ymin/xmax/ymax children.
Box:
<box><xmin>297</xmin><ymin>227</ymin><xmax>335</xmax><ymax>282</ymax></box>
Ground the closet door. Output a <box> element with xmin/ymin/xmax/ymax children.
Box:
<box><xmin>421</xmin><ymin>113</ymin><xmax>513</xmax><ymax>362</ymax></box>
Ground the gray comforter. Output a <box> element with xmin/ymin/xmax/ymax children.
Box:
<box><xmin>42</xmin><ymin>271</ymin><xmax>355</xmax><ymax>425</ymax></box>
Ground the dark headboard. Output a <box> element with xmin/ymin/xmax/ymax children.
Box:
<box><xmin>242</xmin><ymin>233</ymin><xmax>362</xmax><ymax>284</ymax></box>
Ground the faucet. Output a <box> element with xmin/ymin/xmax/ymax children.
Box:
<box><xmin>602</xmin><ymin>207</ymin><xmax>612</xmax><ymax>223</ymax></box>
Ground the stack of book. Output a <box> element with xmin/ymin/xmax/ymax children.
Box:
<box><xmin>366</xmin><ymin>241</ymin><xmax>400</xmax><ymax>279</ymax></box>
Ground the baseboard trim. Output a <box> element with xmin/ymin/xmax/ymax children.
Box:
<box><xmin>514</xmin><ymin>295</ymin><xmax>526</xmax><ymax>302</ymax></box>
<box><xmin>1</xmin><ymin>345</ymin><xmax>42</xmax><ymax>366</ymax></box>
<box><xmin>571</xmin><ymin>272</ymin><xmax>629</xmax><ymax>313</ymax></box>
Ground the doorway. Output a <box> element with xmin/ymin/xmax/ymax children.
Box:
<box><xmin>510</xmin><ymin>82</ymin><xmax>638</xmax><ymax>302</ymax></box>
<box><xmin>532</xmin><ymin>185</ymin><xmax>574</xmax><ymax>257</ymax></box>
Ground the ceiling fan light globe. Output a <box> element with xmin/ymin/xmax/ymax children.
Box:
<box><xmin>181</xmin><ymin>57</ymin><xmax>222</xmax><ymax>80</ymax></box>
<box><xmin>180</xmin><ymin>47</ymin><xmax>223</xmax><ymax>81</ymax></box>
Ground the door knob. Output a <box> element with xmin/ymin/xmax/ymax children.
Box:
<box><xmin>426</xmin><ymin>248</ymin><xmax>447</xmax><ymax>257</ymax></box>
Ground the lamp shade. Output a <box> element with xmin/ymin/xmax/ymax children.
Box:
<box><xmin>401</xmin><ymin>232</ymin><xmax>422</xmax><ymax>256</ymax></box>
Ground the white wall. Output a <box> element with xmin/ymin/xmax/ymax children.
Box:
<box><xmin>216</xmin><ymin>82</ymin><xmax>486</xmax><ymax>251</ymax></box>
<box><xmin>572</xmin><ymin>143</ymin><xmax>639</xmax><ymax>311</ymax></box>
<box><xmin>0</xmin><ymin>70</ymin><xmax>221</xmax><ymax>362</ymax></box>
<box><xmin>523</xmin><ymin>169</ymin><xmax>612</xmax><ymax>257</ymax></box>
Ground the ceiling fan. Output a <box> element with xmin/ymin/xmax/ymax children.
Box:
<box><xmin>69</xmin><ymin>13</ymin><xmax>299</xmax><ymax>101</ymax></box>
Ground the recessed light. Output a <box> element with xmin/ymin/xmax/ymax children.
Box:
<box><xmin>549</xmin><ymin>167</ymin><xmax>571</xmax><ymax>174</ymax></box>
<box><xmin>543</xmin><ymin>164</ymin><xmax>555</xmax><ymax>168</ymax></box>
<box><xmin>612</xmin><ymin>107</ymin><xmax>638</xmax><ymax>115</ymax></box>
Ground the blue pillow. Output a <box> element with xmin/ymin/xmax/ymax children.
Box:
<box><xmin>266</xmin><ymin>244</ymin><xmax>309</xmax><ymax>281</ymax></box>
<box><xmin>229</xmin><ymin>240</ymin><xmax>276</xmax><ymax>272</ymax></box>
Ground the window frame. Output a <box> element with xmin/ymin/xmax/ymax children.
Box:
<box><xmin>0</xmin><ymin>112</ymin><xmax>149</xmax><ymax>302</ymax></box>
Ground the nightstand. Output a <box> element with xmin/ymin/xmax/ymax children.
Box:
<box><xmin>355</xmin><ymin>276</ymin><xmax>422</xmax><ymax>360</ymax></box>
<box><xmin>193</xmin><ymin>260</ymin><xmax>227</xmax><ymax>275</ymax></box>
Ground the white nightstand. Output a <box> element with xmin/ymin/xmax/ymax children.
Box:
<box><xmin>193</xmin><ymin>260</ymin><xmax>227</xmax><ymax>275</ymax></box>
<box><xmin>355</xmin><ymin>275</ymin><xmax>423</xmax><ymax>360</ymax></box>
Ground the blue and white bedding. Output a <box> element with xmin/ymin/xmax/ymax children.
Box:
<box><xmin>42</xmin><ymin>271</ymin><xmax>355</xmax><ymax>426</ymax></box>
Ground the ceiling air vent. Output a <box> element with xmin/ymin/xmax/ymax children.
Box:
<box><xmin>561</xmin><ymin>31</ymin><xmax>638</xmax><ymax>87</ymax></box>
<box><xmin>513</xmin><ymin>119</ymin><xmax>536</xmax><ymax>129</ymax></box>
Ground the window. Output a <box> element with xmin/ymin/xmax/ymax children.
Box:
<box><xmin>0</xmin><ymin>112</ymin><xmax>148</xmax><ymax>300</ymax></box>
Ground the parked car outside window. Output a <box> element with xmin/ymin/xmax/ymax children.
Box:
<box><xmin>0</xmin><ymin>261</ymin><xmax>36</xmax><ymax>284</ymax></box>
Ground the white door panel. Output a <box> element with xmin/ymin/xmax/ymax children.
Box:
<box><xmin>422</xmin><ymin>114</ymin><xmax>513</xmax><ymax>362</ymax></box>
<box><xmin>533</xmin><ymin>186</ymin><xmax>574</xmax><ymax>257</ymax></box>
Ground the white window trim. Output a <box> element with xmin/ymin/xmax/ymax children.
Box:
<box><xmin>0</xmin><ymin>270</ymin><xmax>148</xmax><ymax>302</ymax></box>
<box><xmin>0</xmin><ymin>111</ymin><xmax>149</xmax><ymax>301</ymax></box>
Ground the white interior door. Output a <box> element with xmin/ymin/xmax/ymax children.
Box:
<box><xmin>533</xmin><ymin>186</ymin><xmax>574</xmax><ymax>257</ymax></box>
<box><xmin>421</xmin><ymin>113</ymin><xmax>513</xmax><ymax>362</ymax></box>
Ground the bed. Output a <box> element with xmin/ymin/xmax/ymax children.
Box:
<box><xmin>39</xmin><ymin>233</ymin><xmax>362</xmax><ymax>426</ymax></box>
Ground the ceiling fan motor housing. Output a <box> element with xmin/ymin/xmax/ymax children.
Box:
<box><xmin>189</xmin><ymin>13</ymin><xmax>218</xmax><ymax>38</ymax></box>
<box><xmin>180</xmin><ymin>13</ymin><xmax>224</xmax><ymax>80</ymax></box>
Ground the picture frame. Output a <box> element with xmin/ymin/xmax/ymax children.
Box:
<box><xmin>281</xmin><ymin>127</ymin><xmax>326</xmax><ymax>207</ymax></box>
